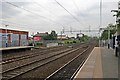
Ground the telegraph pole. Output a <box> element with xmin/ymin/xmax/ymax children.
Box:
<box><xmin>60</xmin><ymin>27</ymin><xmax>65</xmax><ymax>41</ymax></box>
<box><xmin>60</xmin><ymin>31</ymin><xmax>62</xmax><ymax>41</ymax></box>
<box><xmin>89</xmin><ymin>25</ymin><xmax>91</xmax><ymax>37</ymax></box>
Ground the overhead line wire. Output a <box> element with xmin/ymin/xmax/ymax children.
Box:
<box><xmin>34</xmin><ymin>2</ymin><xmax>73</xmax><ymax>27</ymax></box>
<box><xmin>1</xmin><ymin>20</ymin><xmax>34</xmax><ymax>28</ymax></box>
<box><xmin>5</xmin><ymin>2</ymin><xmax>64</xmax><ymax>27</ymax></box>
<box><xmin>33</xmin><ymin>2</ymin><xmax>65</xmax><ymax>27</ymax></box>
<box><xmin>54</xmin><ymin>0</ymin><xmax>81</xmax><ymax>24</ymax></box>
<box><xmin>33</xmin><ymin>2</ymin><xmax>63</xmax><ymax>25</ymax></box>
<box><xmin>6</xmin><ymin>2</ymin><xmax>45</xmax><ymax>18</ymax></box>
<box><xmin>71</xmin><ymin>0</ymin><xmax>86</xmax><ymax>26</ymax></box>
<box><xmin>2</xmin><ymin>21</ymin><xmax>40</xmax><ymax>31</ymax></box>
<box><xmin>72</xmin><ymin>0</ymin><xmax>80</xmax><ymax>13</ymax></box>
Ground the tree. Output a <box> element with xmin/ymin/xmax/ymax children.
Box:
<box><xmin>79</xmin><ymin>34</ymin><xmax>89</xmax><ymax>42</ymax></box>
<box><xmin>101</xmin><ymin>24</ymin><xmax>116</xmax><ymax>40</ymax></box>
<box><xmin>117</xmin><ymin>11</ymin><xmax>120</xmax><ymax>35</ymax></box>
<box><xmin>50</xmin><ymin>30</ymin><xmax>57</xmax><ymax>40</ymax></box>
<box><xmin>43</xmin><ymin>30</ymin><xmax>57</xmax><ymax>40</ymax></box>
<box><xmin>43</xmin><ymin>35</ymin><xmax>52</xmax><ymax>40</ymax></box>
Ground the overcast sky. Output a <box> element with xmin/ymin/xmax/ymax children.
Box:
<box><xmin>0</xmin><ymin>0</ymin><xmax>119</xmax><ymax>37</ymax></box>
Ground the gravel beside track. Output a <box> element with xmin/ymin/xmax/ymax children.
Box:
<box><xmin>46</xmin><ymin>44</ymin><xmax>95</xmax><ymax>80</ymax></box>
<box><xmin>9</xmin><ymin>43</ymin><xmax>92</xmax><ymax>80</ymax></box>
<box><xmin>12</xmin><ymin>49</ymin><xmax>86</xmax><ymax>79</ymax></box>
<box><xmin>2</xmin><ymin>48</ymin><xmax>72</xmax><ymax>72</ymax></box>
<box><xmin>2</xmin><ymin>43</ymin><xmax>94</xmax><ymax>80</ymax></box>
<box><xmin>2</xmin><ymin>46</ymin><xmax>66</xmax><ymax>59</ymax></box>
<box><xmin>2</xmin><ymin>46</ymin><xmax>68</xmax><ymax>64</ymax></box>
<box><xmin>2</xmin><ymin>47</ymin><xmax>83</xmax><ymax>79</ymax></box>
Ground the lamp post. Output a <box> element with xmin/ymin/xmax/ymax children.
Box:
<box><xmin>5</xmin><ymin>25</ymin><xmax>9</xmax><ymax>47</ymax></box>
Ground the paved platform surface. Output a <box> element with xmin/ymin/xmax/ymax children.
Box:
<box><xmin>74</xmin><ymin>47</ymin><xmax>118</xmax><ymax>79</ymax></box>
<box><xmin>0</xmin><ymin>46</ymin><xmax>34</xmax><ymax>51</ymax></box>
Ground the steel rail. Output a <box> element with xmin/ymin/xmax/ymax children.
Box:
<box><xmin>45</xmin><ymin>46</ymin><xmax>90</xmax><ymax>80</ymax></box>
<box><xmin>2</xmin><ymin>47</ymin><xmax>83</xmax><ymax>80</ymax></box>
<box><xmin>1</xmin><ymin>46</ymin><xmax>66</xmax><ymax>64</ymax></box>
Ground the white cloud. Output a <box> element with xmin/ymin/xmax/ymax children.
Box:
<box><xmin>1</xmin><ymin>0</ymin><xmax>119</xmax><ymax>36</ymax></box>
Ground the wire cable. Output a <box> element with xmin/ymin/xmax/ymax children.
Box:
<box><xmin>54</xmin><ymin>0</ymin><xmax>81</xmax><ymax>24</ymax></box>
<box><xmin>5</xmin><ymin>1</ymin><xmax>64</xmax><ymax>27</ymax></box>
<box><xmin>33</xmin><ymin>1</ymin><xmax>66</xmax><ymax>27</ymax></box>
<box><xmin>71</xmin><ymin>0</ymin><xmax>86</xmax><ymax>26</ymax></box>
<box><xmin>2</xmin><ymin>21</ymin><xmax>39</xmax><ymax>31</ymax></box>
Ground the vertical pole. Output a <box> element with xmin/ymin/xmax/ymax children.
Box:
<box><xmin>89</xmin><ymin>25</ymin><xmax>90</xmax><ymax>35</ymax></box>
<box><xmin>5</xmin><ymin>25</ymin><xmax>8</xmax><ymax>47</ymax></box>
<box><xmin>33</xmin><ymin>33</ymin><xmax>35</xmax><ymax>47</ymax></box>
<box><xmin>115</xmin><ymin>15</ymin><xmax>118</xmax><ymax>56</ymax></box>
<box><xmin>118</xmin><ymin>2</ymin><xmax>120</xmax><ymax>58</ymax></box>
<box><xmin>99</xmin><ymin>0</ymin><xmax>102</xmax><ymax>47</ymax></box>
<box><xmin>108</xmin><ymin>28</ymin><xmax>110</xmax><ymax>49</ymax></box>
<box><xmin>89</xmin><ymin>25</ymin><xmax>91</xmax><ymax>43</ymax></box>
<box><xmin>116</xmin><ymin>16</ymin><xmax>118</xmax><ymax>37</ymax></box>
<box><xmin>99</xmin><ymin>31</ymin><xmax>101</xmax><ymax>47</ymax></box>
<box><xmin>32</xmin><ymin>33</ymin><xmax>35</xmax><ymax>47</ymax></box>
<box><xmin>61</xmin><ymin>31</ymin><xmax>62</xmax><ymax>41</ymax></box>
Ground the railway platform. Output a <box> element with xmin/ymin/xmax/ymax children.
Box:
<box><xmin>74</xmin><ymin>47</ymin><xmax>118</xmax><ymax>79</ymax></box>
<box><xmin>0</xmin><ymin>46</ymin><xmax>34</xmax><ymax>54</ymax></box>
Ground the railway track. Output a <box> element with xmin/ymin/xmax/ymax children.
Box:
<box><xmin>2</xmin><ymin>45</ymin><xmax>86</xmax><ymax>80</ymax></box>
<box><xmin>2</xmin><ymin>48</ymin><xmax>72</xmax><ymax>72</ymax></box>
<box><xmin>2</xmin><ymin>44</ymin><xmax>85</xmax><ymax>73</ymax></box>
<box><xmin>45</xmin><ymin>44</ymin><xmax>95</xmax><ymax>80</ymax></box>
<box><xmin>2</xmin><ymin>42</ymin><xmax>83</xmax><ymax>64</ymax></box>
<box><xmin>1</xmin><ymin>46</ymin><xmax>68</xmax><ymax>64</ymax></box>
<box><xmin>2</xmin><ymin>43</ymin><xmax>84</xmax><ymax>65</ymax></box>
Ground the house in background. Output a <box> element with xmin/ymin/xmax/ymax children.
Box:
<box><xmin>33</xmin><ymin>32</ymin><xmax>48</xmax><ymax>41</ymax></box>
<box><xmin>57</xmin><ymin>34</ymin><xmax>68</xmax><ymax>40</ymax></box>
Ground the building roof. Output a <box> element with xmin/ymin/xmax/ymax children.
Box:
<box><xmin>0</xmin><ymin>28</ymin><xmax>28</xmax><ymax>32</ymax></box>
<box><xmin>34</xmin><ymin>33</ymin><xmax>48</xmax><ymax>37</ymax></box>
<box><xmin>57</xmin><ymin>35</ymin><xmax>66</xmax><ymax>37</ymax></box>
<box><xmin>0</xmin><ymin>28</ymin><xmax>28</xmax><ymax>34</ymax></box>
<box><xmin>57</xmin><ymin>35</ymin><xmax>68</xmax><ymax>39</ymax></box>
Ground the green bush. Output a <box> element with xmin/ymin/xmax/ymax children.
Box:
<box><xmin>29</xmin><ymin>43</ymin><xmax>33</xmax><ymax>46</ymax></box>
<box><xmin>73</xmin><ymin>41</ymin><xmax>76</xmax><ymax>43</ymax></box>
<box><xmin>36</xmin><ymin>43</ymin><xmax>43</xmax><ymax>46</ymax></box>
<box><xmin>67</xmin><ymin>42</ymin><xmax>69</xmax><ymax>44</ymax></box>
<box><xmin>70</xmin><ymin>42</ymin><xmax>73</xmax><ymax>44</ymax></box>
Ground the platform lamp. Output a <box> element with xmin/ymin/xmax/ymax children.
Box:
<box><xmin>5</xmin><ymin>25</ymin><xmax>9</xmax><ymax>47</ymax></box>
<box><xmin>111</xmin><ymin>10</ymin><xmax>118</xmax><ymax>56</ymax></box>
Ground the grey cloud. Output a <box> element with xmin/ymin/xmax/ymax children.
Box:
<box><xmin>1</xmin><ymin>2</ymin><xmax>33</xmax><ymax>18</ymax></box>
<box><xmin>1</xmin><ymin>1</ymin><xmax>118</xmax><ymax>36</ymax></box>
<box><xmin>2</xmin><ymin>2</ymin><xmax>23</xmax><ymax>18</ymax></box>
